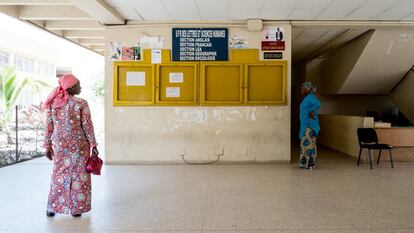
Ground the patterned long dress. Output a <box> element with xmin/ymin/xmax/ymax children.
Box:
<box><xmin>44</xmin><ymin>96</ymin><xmax>97</xmax><ymax>215</ymax></box>
<box><xmin>299</xmin><ymin>93</ymin><xmax>320</xmax><ymax>169</ymax></box>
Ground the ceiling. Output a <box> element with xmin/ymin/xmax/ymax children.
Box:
<box><xmin>107</xmin><ymin>0</ymin><xmax>414</xmax><ymax>21</ymax></box>
<box><xmin>0</xmin><ymin>0</ymin><xmax>414</xmax><ymax>59</ymax></box>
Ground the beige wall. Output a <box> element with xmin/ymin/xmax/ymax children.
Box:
<box><xmin>321</xmin><ymin>30</ymin><xmax>373</xmax><ymax>95</ymax></box>
<box><xmin>318</xmin><ymin>115</ymin><xmax>372</xmax><ymax>159</ymax></box>
<box><xmin>341</xmin><ymin>29</ymin><xmax>414</xmax><ymax>94</ymax></box>
<box><xmin>390</xmin><ymin>69</ymin><xmax>414</xmax><ymax>124</ymax></box>
<box><xmin>305</xmin><ymin>58</ymin><xmax>395</xmax><ymax>117</ymax></box>
<box><xmin>104</xmin><ymin>22</ymin><xmax>292</xmax><ymax>164</ymax></box>
<box><xmin>319</xmin><ymin>115</ymin><xmax>414</xmax><ymax>162</ymax></box>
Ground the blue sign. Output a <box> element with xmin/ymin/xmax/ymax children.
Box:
<box><xmin>172</xmin><ymin>28</ymin><xmax>228</xmax><ymax>61</ymax></box>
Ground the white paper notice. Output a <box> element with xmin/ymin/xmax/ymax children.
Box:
<box><xmin>166</xmin><ymin>87</ymin><xmax>180</xmax><ymax>98</ymax></box>
<box><xmin>169</xmin><ymin>73</ymin><xmax>184</xmax><ymax>83</ymax></box>
<box><xmin>126</xmin><ymin>72</ymin><xmax>146</xmax><ymax>86</ymax></box>
<box><xmin>151</xmin><ymin>49</ymin><xmax>162</xmax><ymax>64</ymax></box>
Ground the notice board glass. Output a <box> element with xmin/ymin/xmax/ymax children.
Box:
<box><xmin>201</xmin><ymin>63</ymin><xmax>243</xmax><ymax>105</ymax></box>
<box><xmin>245</xmin><ymin>61</ymin><xmax>287</xmax><ymax>105</ymax></box>
<box><xmin>156</xmin><ymin>63</ymin><xmax>198</xmax><ymax>105</ymax></box>
<box><xmin>113</xmin><ymin>62</ymin><xmax>155</xmax><ymax>106</ymax></box>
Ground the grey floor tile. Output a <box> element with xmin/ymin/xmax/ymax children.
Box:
<box><xmin>1</xmin><ymin>146</ymin><xmax>414</xmax><ymax>233</ymax></box>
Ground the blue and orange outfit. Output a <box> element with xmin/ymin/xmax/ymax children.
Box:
<box><xmin>299</xmin><ymin>83</ymin><xmax>321</xmax><ymax>169</ymax></box>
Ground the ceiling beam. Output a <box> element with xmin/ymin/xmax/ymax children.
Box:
<box><xmin>19</xmin><ymin>5</ymin><xmax>92</xmax><ymax>20</ymax></box>
<box><xmin>64</xmin><ymin>30</ymin><xmax>104</xmax><ymax>39</ymax></box>
<box><xmin>69</xmin><ymin>38</ymin><xmax>80</xmax><ymax>43</ymax></box>
<box><xmin>29</xmin><ymin>20</ymin><xmax>45</xmax><ymax>27</ymax></box>
<box><xmin>44</xmin><ymin>20</ymin><xmax>103</xmax><ymax>30</ymax></box>
<box><xmin>79</xmin><ymin>38</ymin><xmax>104</xmax><ymax>46</ymax></box>
<box><xmin>0</xmin><ymin>0</ymin><xmax>71</xmax><ymax>5</ymax></box>
<box><xmin>0</xmin><ymin>5</ymin><xmax>18</xmax><ymax>17</ymax></box>
<box><xmin>49</xmin><ymin>30</ymin><xmax>64</xmax><ymax>36</ymax></box>
<box><xmin>68</xmin><ymin>0</ymin><xmax>124</xmax><ymax>25</ymax></box>
<box><xmin>91</xmin><ymin>45</ymin><xmax>104</xmax><ymax>51</ymax></box>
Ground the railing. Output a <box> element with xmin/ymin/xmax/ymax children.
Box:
<box><xmin>0</xmin><ymin>105</ymin><xmax>45</xmax><ymax>168</ymax></box>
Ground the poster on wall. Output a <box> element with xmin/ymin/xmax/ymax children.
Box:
<box><xmin>122</xmin><ymin>47</ymin><xmax>134</xmax><ymax>60</ymax></box>
<box><xmin>109</xmin><ymin>42</ymin><xmax>124</xmax><ymax>61</ymax></box>
<box><xmin>229</xmin><ymin>35</ymin><xmax>248</xmax><ymax>49</ymax></box>
<box><xmin>172</xmin><ymin>28</ymin><xmax>228</xmax><ymax>61</ymax></box>
<box><xmin>262</xmin><ymin>26</ymin><xmax>285</xmax><ymax>51</ymax></box>
<box><xmin>120</xmin><ymin>45</ymin><xmax>141</xmax><ymax>61</ymax></box>
<box><xmin>133</xmin><ymin>46</ymin><xmax>141</xmax><ymax>60</ymax></box>
<box><xmin>263</xmin><ymin>27</ymin><xmax>284</xmax><ymax>41</ymax></box>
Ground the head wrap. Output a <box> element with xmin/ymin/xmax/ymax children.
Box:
<box><xmin>44</xmin><ymin>74</ymin><xmax>79</xmax><ymax>109</ymax></box>
<box><xmin>302</xmin><ymin>81</ymin><xmax>316</xmax><ymax>93</ymax></box>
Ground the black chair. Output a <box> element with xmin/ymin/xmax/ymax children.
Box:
<box><xmin>357</xmin><ymin>128</ymin><xmax>394</xmax><ymax>169</ymax></box>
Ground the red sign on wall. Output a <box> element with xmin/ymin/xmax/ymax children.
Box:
<box><xmin>261</xmin><ymin>41</ymin><xmax>285</xmax><ymax>51</ymax></box>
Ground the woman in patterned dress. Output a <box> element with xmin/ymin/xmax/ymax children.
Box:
<box><xmin>43</xmin><ymin>74</ymin><xmax>98</xmax><ymax>217</ymax></box>
<box><xmin>299</xmin><ymin>82</ymin><xmax>321</xmax><ymax>169</ymax></box>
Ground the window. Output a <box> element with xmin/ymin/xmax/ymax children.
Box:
<box><xmin>37</xmin><ymin>61</ymin><xmax>54</xmax><ymax>76</ymax></box>
<box><xmin>14</xmin><ymin>55</ymin><xmax>34</xmax><ymax>73</ymax></box>
<box><xmin>0</xmin><ymin>51</ymin><xmax>10</xmax><ymax>67</ymax></box>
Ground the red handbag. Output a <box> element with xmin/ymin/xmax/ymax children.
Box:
<box><xmin>86</xmin><ymin>156</ymin><xmax>103</xmax><ymax>175</ymax></box>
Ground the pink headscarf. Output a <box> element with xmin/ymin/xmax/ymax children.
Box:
<box><xmin>44</xmin><ymin>74</ymin><xmax>79</xmax><ymax>109</ymax></box>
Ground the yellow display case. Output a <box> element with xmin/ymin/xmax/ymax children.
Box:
<box><xmin>112</xmin><ymin>49</ymin><xmax>287</xmax><ymax>107</ymax></box>
<box><xmin>244</xmin><ymin>61</ymin><xmax>287</xmax><ymax>105</ymax></box>
<box><xmin>156</xmin><ymin>63</ymin><xmax>198</xmax><ymax>105</ymax></box>
<box><xmin>200</xmin><ymin>63</ymin><xmax>244</xmax><ymax>105</ymax></box>
<box><xmin>113</xmin><ymin>61</ymin><xmax>155</xmax><ymax>106</ymax></box>
<box><xmin>141</xmin><ymin>49</ymin><xmax>171</xmax><ymax>64</ymax></box>
<box><xmin>229</xmin><ymin>49</ymin><xmax>259</xmax><ymax>63</ymax></box>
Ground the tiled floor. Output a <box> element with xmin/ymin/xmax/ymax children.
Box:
<box><xmin>1</xmin><ymin>146</ymin><xmax>413</xmax><ymax>233</ymax></box>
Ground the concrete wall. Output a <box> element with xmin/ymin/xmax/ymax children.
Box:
<box><xmin>319</xmin><ymin>115</ymin><xmax>414</xmax><ymax>162</ymax></box>
<box><xmin>390</xmin><ymin>69</ymin><xmax>414</xmax><ymax>124</ymax></box>
<box><xmin>318</xmin><ymin>115</ymin><xmax>372</xmax><ymax>159</ymax></box>
<box><xmin>291</xmin><ymin>58</ymin><xmax>395</xmax><ymax>133</ymax></box>
<box><xmin>341</xmin><ymin>29</ymin><xmax>414</xmax><ymax>94</ymax></box>
<box><xmin>321</xmin><ymin>30</ymin><xmax>373</xmax><ymax>95</ymax></box>
<box><xmin>306</xmin><ymin>58</ymin><xmax>395</xmax><ymax>117</ymax></box>
<box><xmin>104</xmin><ymin>22</ymin><xmax>292</xmax><ymax>164</ymax></box>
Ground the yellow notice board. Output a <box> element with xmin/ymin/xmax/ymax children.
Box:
<box><xmin>156</xmin><ymin>63</ymin><xmax>198</xmax><ymax>105</ymax></box>
<box><xmin>245</xmin><ymin>61</ymin><xmax>287</xmax><ymax>105</ymax></box>
<box><xmin>112</xmin><ymin>49</ymin><xmax>287</xmax><ymax>107</ymax></box>
<box><xmin>113</xmin><ymin>62</ymin><xmax>155</xmax><ymax>106</ymax></box>
<box><xmin>201</xmin><ymin>63</ymin><xmax>243</xmax><ymax>105</ymax></box>
<box><xmin>229</xmin><ymin>49</ymin><xmax>259</xmax><ymax>63</ymax></box>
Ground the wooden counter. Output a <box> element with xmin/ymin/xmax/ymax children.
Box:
<box><xmin>376</xmin><ymin>127</ymin><xmax>414</xmax><ymax>147</ymax></box>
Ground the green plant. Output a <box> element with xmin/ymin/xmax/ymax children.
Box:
<box><xmin>91</xmin><ymin>78</ymin><xmax>104</xmax><ymax>98</ymax></box>
<box><xmin>0</xmin><ymin>66</ymin><xmax>51</xmax><ymax>144</ymax></box>
<box><xmin>21</xmin><ymin>103</ymin><xmax>46</xmax><ymax>152</ymax></box>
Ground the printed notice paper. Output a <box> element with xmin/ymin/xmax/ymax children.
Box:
<box><xmin>151</xmin><ymin>49</ymin><xmax>162</xmax><ymax>64</ymax></box>
<box><xmin>166</xmin><ymin>87</ymin><xmax>180</xmax><ymax>97</ymax></box>
<box><xmin>126</xmin><ymin>72</ymin><xmax>146</xmax><ymax>86</ymax></box>
<box><xmin>169</xmin><ymin>73</ymin><xmax>184</xmax><ymax>83</ymax></box>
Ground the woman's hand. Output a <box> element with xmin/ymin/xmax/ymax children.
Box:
<box><xmin>309</xmin><ymin>111</ymin><xmax>315</xmax><ymax>120</ymax></box>
<box><xmin>91</xmin><ymin>147</ymin><xmax>99</xmax><ymax>157</ymax></box>
<box><xmin>45</xmin><ymin>148</ymin><xmax>53</xmax><ymax>161</ymax></box>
